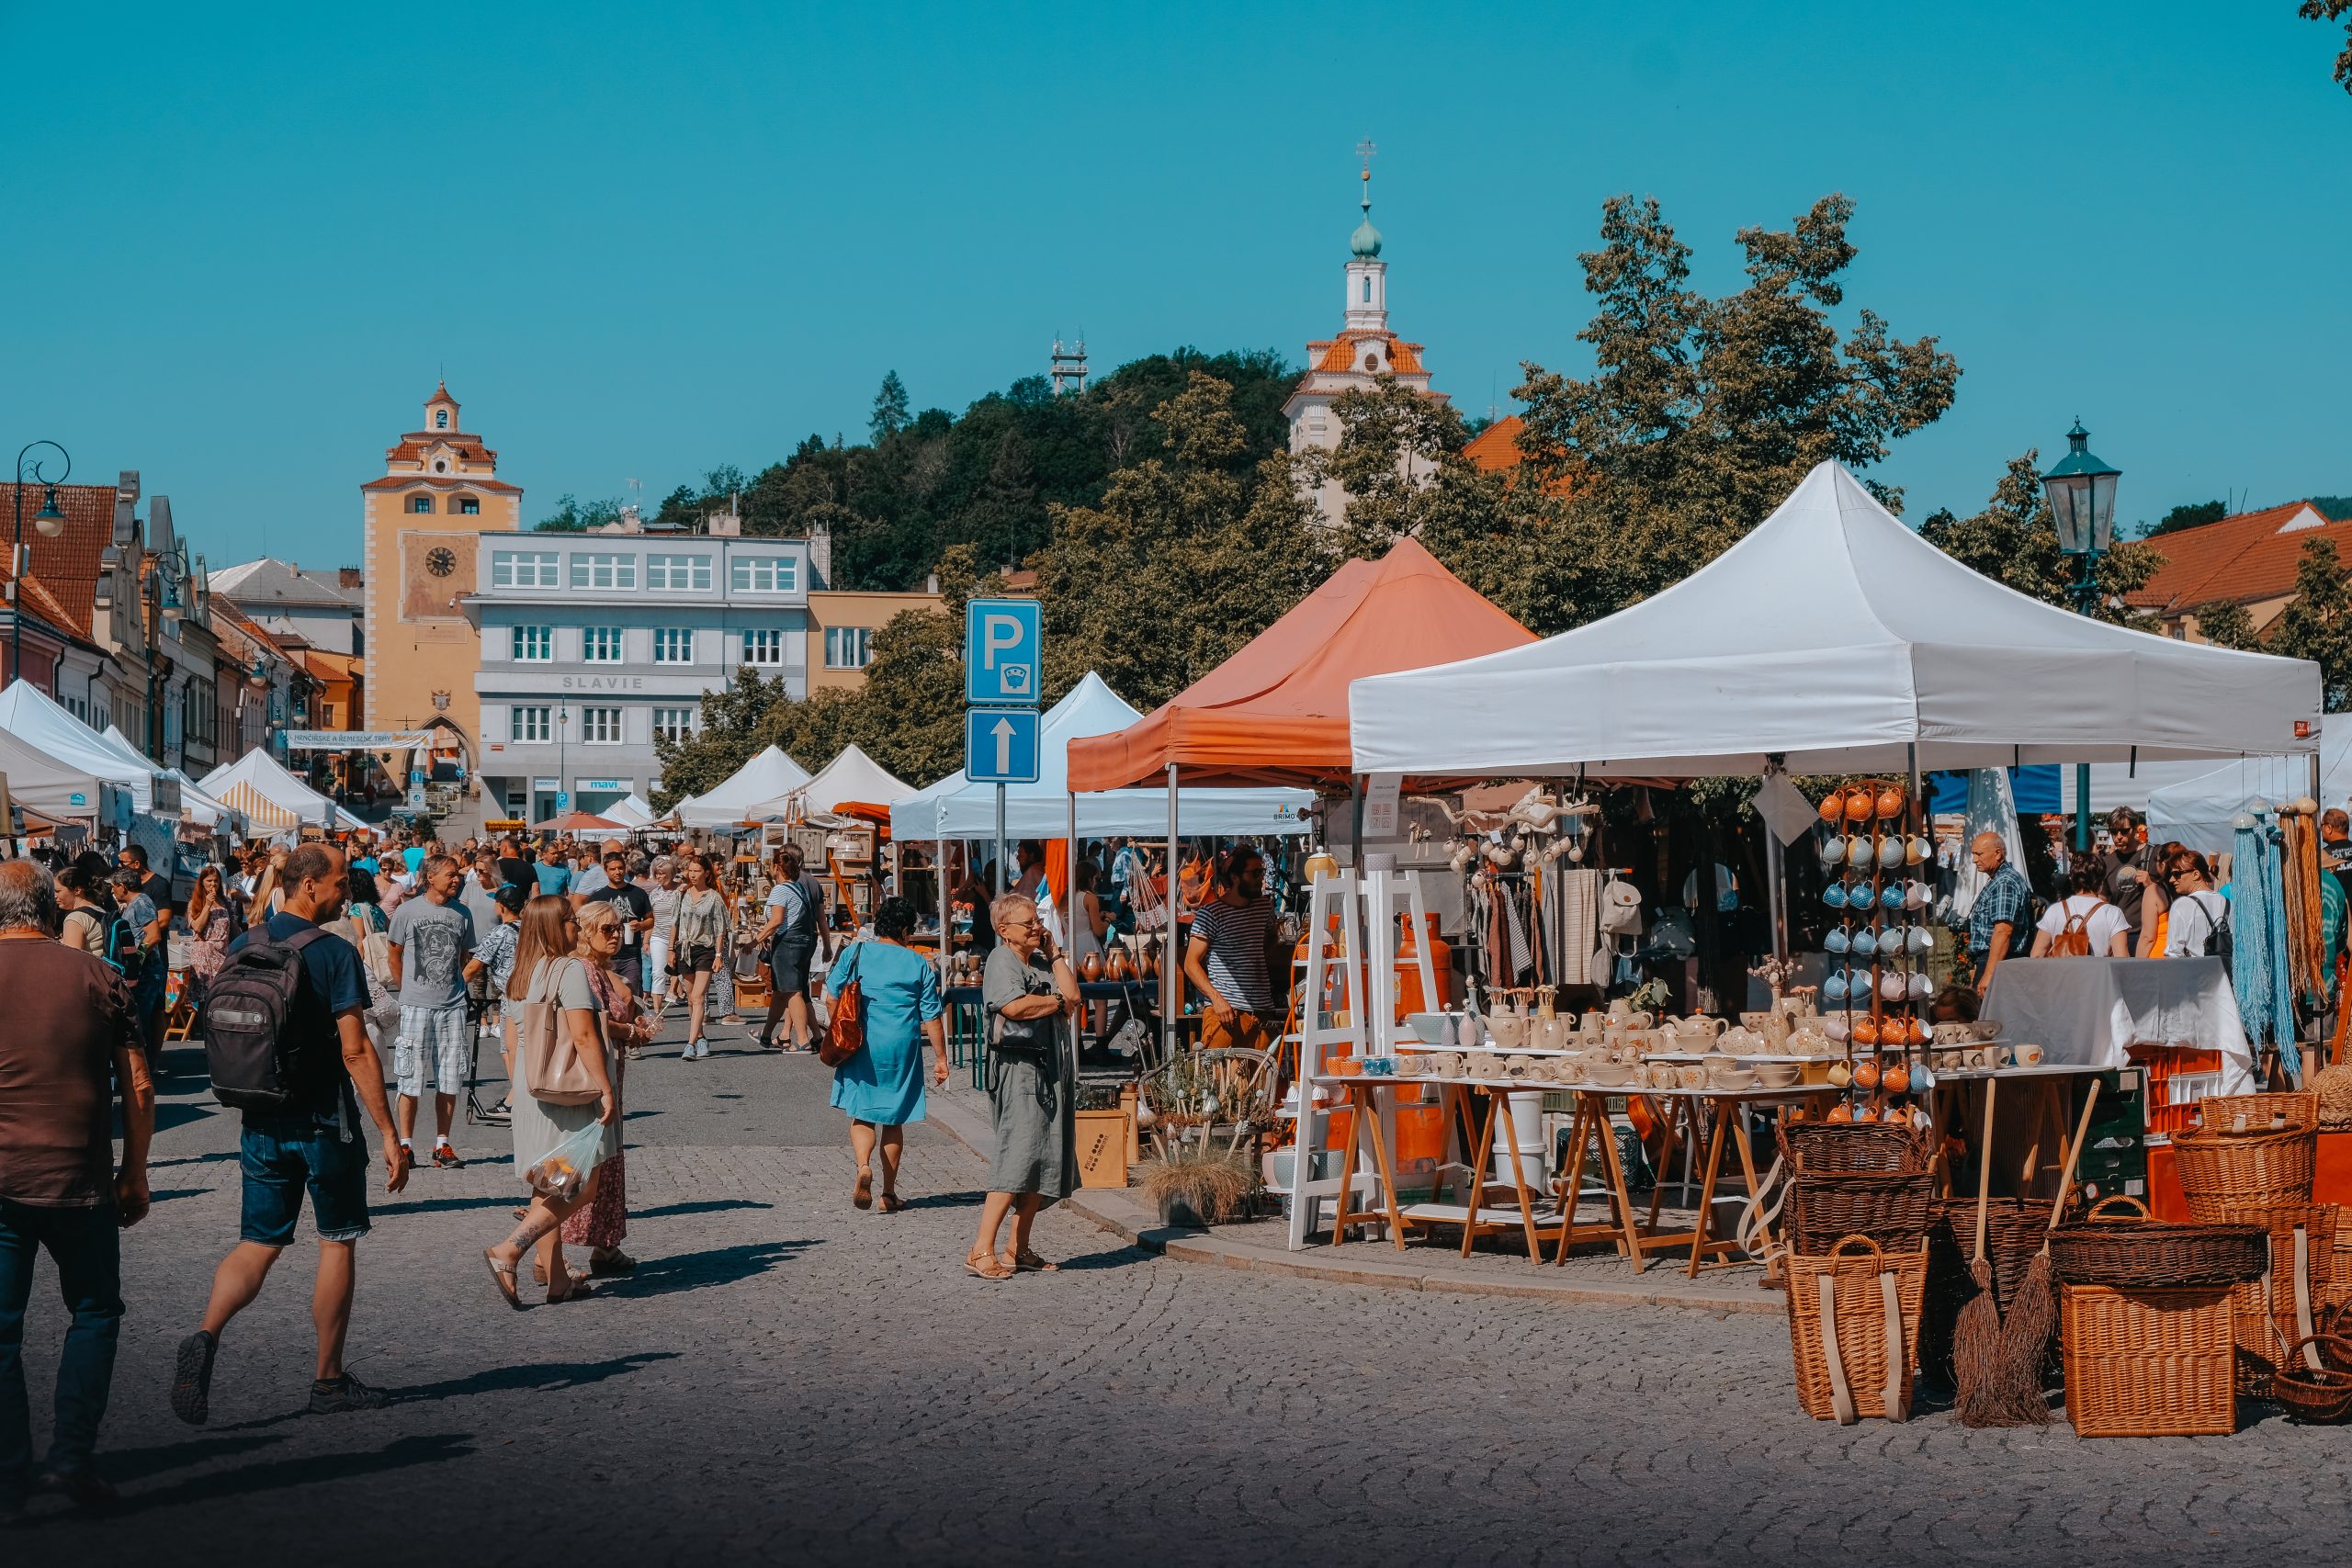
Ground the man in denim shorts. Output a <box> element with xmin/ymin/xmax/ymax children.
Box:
<box><xmin>171</xmin><ymin>845</ymin><xmax>411</xmax><ymax>1425</ymax></box>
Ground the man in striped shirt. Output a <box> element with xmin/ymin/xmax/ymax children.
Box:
<box><xmin>1183</xmin><ymin>847</ymin><xmax>1279</xmax><ymax>1053</ymax></box>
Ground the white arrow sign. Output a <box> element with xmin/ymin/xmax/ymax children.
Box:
<box><xmin>991</xmin><ymin>716</ymin><xmax>1016</xmax><ymax>774</ymax></box>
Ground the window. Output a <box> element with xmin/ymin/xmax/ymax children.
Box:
<box><xmin>730</xmin><ymin>555</ymin><xmax>797</xmax><ymax>592</ymax></box>
<box><xmin>742</xmin><ymin>627</ymin><xmax>784</xmax><ymax>666</ymax></box>
<box><xmin>1362</xmin><ymin>276</ymin><xmax>1372</xmax><ymax>303</ymax></box>
<box><xmin>491</xmin><ymin>551</ymin><xmax>561</xmax><ymax>588</ymax></box>
<box><xmin>511</xmin><ymin>626</ymin><xmax>553</xmax><ymax>661</ymax></box>
<box><xmin>458</xmin><ymin>496</ymin><xmax>481</xmax><ymax>516</ymax></box>
<box><xmin>824</xmin><ymin>626</ymin><xmax>873</xmax><ymax>670</ymax></box>
<box><xmin>647</xmin><ymin>553</ymin><xmax>711</xmax><ymax>592</ymax></box>
<box><xmin>511</xmin><ymin>705</ymin><xmax>550</xmax><ymax>742</ymax></box>
<box><xmin>582</xmin><ymin>626</ymin><xmax>623</xmax><ymax>662</ymax></box>
<box><xmin>581</xmin><ymin>706</ymin><xmax>624</xmax><ymax>744</ymax></box>
<box><xmin>652</xmin><ymin>705</ymin><xmax>697</xmax><ymax>743</ymax></box>
<box><xmin>652</xmin><ymin>628</ymin><xmax>694</xmax><ymax>664</ymax></box>
<box><xmin>435</xmin><ymin>410</ymin><xmax>449</xmax><ymax>428</ymax></box>
<box><xmin>409</xmin><ymin>495</ymin><xmax>434</xmax><ymax>514</ymax></box>
<box><xmin>570</xmin><ymin>552</ymin><xmax>639</xmax><ymax>591</ymax></box>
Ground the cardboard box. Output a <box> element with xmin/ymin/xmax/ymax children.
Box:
<box><xmin>1075</xmin><ymin>1108</ymin><xmax>1132</xmax><ymax>1189</ymax></box>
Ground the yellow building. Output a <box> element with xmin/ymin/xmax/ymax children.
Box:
<box><xmin>360</xmin><ymin>384</ymin><xmax>520</xmax><ymax>761</ymax></box>
<box><xmin>805</xmin><ymin>588</ymin><xmax>943</xmax><ymax>693</ymax></box>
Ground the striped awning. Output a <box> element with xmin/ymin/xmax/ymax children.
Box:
<box><xmin>216</xmin><ymin>780</ymin><xmax>302</xmax><ymax>831</ymax></box>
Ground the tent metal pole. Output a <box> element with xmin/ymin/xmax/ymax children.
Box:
<box><xmin>1065</xmin><ymin>789</ymin><xmax>1078</xmax><ymax>952</ymax></box>
<box><xmin>1165</xmin><ymin>761</ymin><xmax>1180</xmax><ymax>1064</ymax></box>
<box><xmin>1763</xmin><ymin>758</ymin><xmax>1788</xmax><ymax>967</ymax></box>
<box><xmin>993</xmin><ymin>784</ymin><xmax>1006</xmax><ymax>897</ymax></box>
<box><xmin>937</xmin><ymin>829</ymin><xmax>949</xmax><ymax>992</ymax></box>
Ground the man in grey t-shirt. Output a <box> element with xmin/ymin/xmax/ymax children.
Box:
<box><xmin>386</xmin><ymin>855</ymin><xmax>478</xmax><ymax>1168</ymax></box>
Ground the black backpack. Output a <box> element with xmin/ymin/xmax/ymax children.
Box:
<box><xmin>201</xmin><ymin>928</ymin><xmax>332</xmax><ymax>1113</ymax></box>
<box><xmin>2188</xmin><ymin>892</ymin><xmax>2233</xmax><ymax>976</ymax></box>
<box><xmin>94</xmin><ymin>909</ymin><xmax>143</xmax><ymax>985</ymax></box>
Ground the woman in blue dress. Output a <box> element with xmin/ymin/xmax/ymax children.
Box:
<box><xmin>824</xmin><ymin>897</ymin><xmax>947</xmax><ymax>1213</ymax></box>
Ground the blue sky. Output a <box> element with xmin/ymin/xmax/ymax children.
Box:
<box><xmin>5</xmin><ymin>2</ymin><xmax>2347</xmax><ymax>567</ymax></box>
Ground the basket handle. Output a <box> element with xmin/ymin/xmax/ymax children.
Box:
<box><xmin>2285</xmin><ymin>1332</ymin><xmax>2352</xmax><ymax>1371</ymax></box>
<box><xmin>2084</xmin><ymin>1194</ymin><xmax>2150</xmax><ymax>1223</ymax></box>
<box><xmin>1829</xmin><ymin>1233</ymin><xmax>1887</xmax><ymax>1261</ymax></box>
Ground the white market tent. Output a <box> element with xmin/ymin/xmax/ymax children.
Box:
<box><xmin>164</xmin><ymin>768</ymin><xmax>245</xmax><ymax>833</ymax></box>
<box><xmin>601</xmin><ymin>793</ymin><xmax>656</xmax><ymax>829</ymax></box>
<box><xmin>1349</xmin><ymin>462</ymin><xmax>2324</xmax><ymax>779</ymax></box>
<box><xmin>671</xmin><ymin>745</ymin><xmax>812</xmax><ymax>829</ymax></box>
<box><xmin>0</xmin><ymin>725</ymin><xmax>113</xmax><ymax>820</ymax></box>
<box><xmin>891</xmin><ymin>672</ymin><xmax>1312</xmax><ymax>840</ymax></box>
<box><xmin>0</xmin><ymin>680</ymin><xmax>175</xmax><ymax>813</ymax></box>
<box><xmin>201</xmin><ymin>748</ymin><xmax>356</xmax><ymax>831</ymax></box>
<box><xmin>2147</xmin><ymin>716</ymin><xmax>2352</xmax><ymax>858</ymax></box>
<box><xmin>796</xmin><ymin>743</ymin><xmax>914</xmax><ymax>815</ymax></box>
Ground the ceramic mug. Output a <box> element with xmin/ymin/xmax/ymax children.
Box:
<box><xmin>2014</xmin><ymin>1043</ymin><xmax>2044</xmax><ymax>1066</ymax></box>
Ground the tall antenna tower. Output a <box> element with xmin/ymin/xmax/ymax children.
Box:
<box><xmin>1050</xmin><ymin>333</ymin><xmax>1089</xmax><ymax>396</ymax></box>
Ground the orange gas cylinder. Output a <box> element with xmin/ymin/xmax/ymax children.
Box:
<box><xmin>1394</xmin><ymin>913</ymin><xmax>1452</xmax><ymax>1018</ymax></box>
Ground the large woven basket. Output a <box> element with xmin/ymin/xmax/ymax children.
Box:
<box><xmin>1788</xmin><ymin>1171</ymin><xmax>1935</xmax><ymax>1259</ymax></box>
<box><xmin>1779</xmin><ymin>1120</ymin><xmax>1932</xmax><ymax>1176</ymax></box>
<box><xmin>1785</xmin><ymin>1235</ymin><xmax>1928</xmax><ymax>1423</ymax></box>
<box><xmin>2060</xmin><ymin>1283</ymin><xmax>2237</xmax><ymax>1438</ymax></box>
<box><xmin>2217</xmin><ymin>1204</ymin><xmax>2341</xmax><ymax>1397</ymax></box>
<box><xmin>2171</xmin><ymin>1122</ymin><xmax>2317</xmax><ymax>1223</ymax></box>
<box><xmin>1922</xmin><ymin>1197</ymin><xmax>2062</xmax><ymax>1383</ymax></box>
<box><xmin>2194</xmin><ymin>1091</ymin><xmax>2319</xmax><ymax>1135</ymax></box>
<box><xmin>2048</xmin><ymin>1196</ymin><xmax>2267</xmax><ymax>1290</ymax></box>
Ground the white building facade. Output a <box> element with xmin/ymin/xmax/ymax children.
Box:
<box><xmin>462</xmin><ymin>534</ymin><xmax>818</xmax><ymax>821</ymax></box>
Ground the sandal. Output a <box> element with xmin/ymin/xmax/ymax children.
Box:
<box><xmin>1011</xmin><ymin>1249</ymin><xmax>1059</xmax><ymax>1273</ymax></box>
<box><xmin>588</xmin><ymin>1249</ymin><xmax>637</xmax><ymax>1276</ymax></box>
<box><xmin>545</xmin><ymin>1266</ymin><xmax>586</xmax><ymax>1304</ymax></box>
<box><xmin>482</xmin><ymin>1249</ymin><xmax>525</xmax><ymax>1311</ymax></box>
<box><xmin>853</xmin><ymin>1170</ymin><xmax>874</xmax><ymax>1211</ymax></box>
<box><xmin>965</xmin><ymin>1247</ymin><xmax>1014</xmax><ymax>1280</ymax></box>
<box><xmin>877</xmin><ymin>1193</ymin><xmax>906</xmax><ymax>1214</ymax></box>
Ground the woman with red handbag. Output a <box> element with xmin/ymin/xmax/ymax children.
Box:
<box><xmin>822</xmin><ymin>897</ymin><xmax>947</xmax><ymax>1213</ymax></box>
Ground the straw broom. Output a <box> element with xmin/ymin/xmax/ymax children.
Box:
<box><xmin>1990</xmin><ymin>1081</ymin><xmax>2103</xmax><ymax>1426</ymax></box>
<box><xmin>1952</xmin><ymin>1079</ymin><xmax>2007</xmax><ymax>1425</ymax></box>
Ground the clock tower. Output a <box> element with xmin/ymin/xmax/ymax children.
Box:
<box><xmin>360</xmin><ymin>383</ymin><xmax>522</xmax><ymax>768</ymax></box>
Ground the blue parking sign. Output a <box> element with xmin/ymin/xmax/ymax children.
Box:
<box><xmin>966</xmin><ymin>707</ymin><xmax>1040</xmax><ymax>784</ymax></box>
<box><xmin>965</xmin><ymin>599</ymin><xmax>1042</xmax><ymax>705</ymax></box>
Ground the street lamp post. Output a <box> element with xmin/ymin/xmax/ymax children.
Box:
<box><xmin>556</xmin><ymin>705</ymin><xmax>569</xmax><ymax>821</ymax></box>
<box><xmin>2041</xmin><ymin>419</ymin><xmax>2122</xmax><ymax>855</ymax></box>
<box><xmin>10</xmin><ymin>441</ymin><xmax>71</xmax><ymax>686</ymax></box>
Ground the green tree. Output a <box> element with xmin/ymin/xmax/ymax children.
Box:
<box><xmin>534</xmin><ymin>493</ymin><xmax>622</xmax><ymax>532</ymax></box>
<box><xmin>2143</xmin><ymin>499</ymin><xmax>2228</xmax><ymax>537</ymax></box>
<box><xmin>2271</xmin><ymin>536</ymin><xmax>2352</xmax><ymax>709</ymax></box>
<box><xmin>1918</xmin><ymin>452</ymin><xmax>2164</xmax><ymax>626</ymax></box>
<box><xmin>1036</xmin><ymin>371</ymin><xmax>1325</xmax><ymax>707</ymax></box>
<box><xmin>870</xmin><ymin>370</ymin><xmax>911</xmax><ymax>441</ymax></box>
<box><xmin>2302</xmin><ymin>1</ymin><xmax>2352</xmax><ymax>92</ymax></box>
<box><xmin>650</xmin><ymin>666</ymin><xmax>792</xmax><ymax>807</ymax></box>
<box><xmin>1512</xmin><ymin>193</ymin><xmax>1960</xmax><ymax>626</ymax></box>
<box><xmin>2191</xmin><ymin>600</ymin><xmax>2262</xmax><ymax>650</ymax></box>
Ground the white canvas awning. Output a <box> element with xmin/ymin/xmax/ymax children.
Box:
<box><xmin>164</xmin><ymin>769</ymin><xmax>245</xmax><ymax>833</ymax></box>
<box><xmin>672</xmin><ymin>746</ymin><xmax>812</xmax><ymax>829</ymax></box>
<box><xmin>892</xmin><ymin>672</ymin><xmax>1312</xmax><ymax>840</ymax></box>
<box><xmin>796</xmin><ymin>744</ymin><xmax>914</xmax><ymax>815</ymax></box>
<box><xmin>201</xmin><ymin>749</ymin><xmax>356</xmax><ymax>830</ymax></box>
<box><xmin>0</xmin><ymin>680</ymin><xmax>176</xmax><ymax>813</ymax></box>
<box><xmin>601</xmin><ymin>793</ymin><xmax>656</xmax><ymax>829</ymax></box>
<box><xmin>2145</xmin><ymin>717</ymin><xmax>2352</xmax><ymax>857</ymax></box>
<box><xmin>1350</xmin><ymin>462</ymin><xmax>2324</xmax><ymax>778</ymax></box>
<box><xmin>0</xmin><ymin>726</ymin><xmax>112</xmax><ymax>820</ymax></box>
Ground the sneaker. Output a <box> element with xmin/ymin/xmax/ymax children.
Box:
<box><xmin>695</xmin><ymin>1039</ymin><xmax>711</xmax><ymax>1059</ymax></box>
<box><xmin>434</xmin><ymin>1145</ymin><xmax>464</xmax><ymax>1169</ymax></box>
<box><xmin>170</xmin><ymin>1329</ymin><xmax>217</xmax><ymax>1426</ymax></box>
<box><xmin>681</xmin><ymin>1041</ymin><xmax>699</xmax><ymax>1060</ymax></box>
<box><xmin>308</xmin><ymin>1372</ymin><xmax>391</xmax><ymax>1415</ymax></box>
<box><xmin>36</xmin><ymin>1469</ymin><xmax>119</xmax><ymax>1511</ymax></box>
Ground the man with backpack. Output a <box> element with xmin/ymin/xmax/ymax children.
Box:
<box><xmin>172</xmin><ymin>845</ymin><xmax>411</xmax><ymax>1427</ymax></box>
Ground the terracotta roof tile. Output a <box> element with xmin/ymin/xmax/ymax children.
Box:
<box><xmin>2127</xmin><ymin>501</ymin><xmax>2346</xmax><ymax>613</ymax></box>
<box><xmin>1307</xmin><ymin>333</ymin><xmax>1427</xmax><ymax>377</ymax></box>
<box><xmin>0</xmin><ymin>482</ymin><xmax>119</xmax><ymax>637</ymax></box>
<box><xmin>360</xmin><ymin>475</ymin><xmax>522</xmax><ymax>494</ymax></box>
<box><xmin>1463</xmin><ymin>416</ymin><xmax>1525</xmax><ymax>472</ymax></box>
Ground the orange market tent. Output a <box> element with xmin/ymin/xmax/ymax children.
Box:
<box><xmin>1065</xmin><ymin>537</ymin><xmax>1537</xmax><ymax>792</ymax></box>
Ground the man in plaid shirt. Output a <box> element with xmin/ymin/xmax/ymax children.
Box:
<box><xmin>1967</xmin><ymin>830</ymin><xmax>2033</xmax><ymax>995</ymax></box>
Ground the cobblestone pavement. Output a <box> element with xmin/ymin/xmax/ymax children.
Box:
<box><xmin>7</xmin><ymin>1010</ymin><xmax>2347</xmax><ymax>1566</ymax></box>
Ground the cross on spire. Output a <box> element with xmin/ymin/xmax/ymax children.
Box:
<box><xmin>1355</xmin><ymin>137</ymin><xmax>1377</xmax><ymax>209</ymax></box>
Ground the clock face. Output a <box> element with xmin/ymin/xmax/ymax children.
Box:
<box><xmin>425</xmin><ymin>547</ymin><xmax>458</xmax><ymax>578</ymax></box>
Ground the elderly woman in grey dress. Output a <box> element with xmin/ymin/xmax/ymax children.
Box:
<box><xmin>968</xmin><ymin>892</ymin><xmax>1080</xmax><ymax>1280</ymax></box>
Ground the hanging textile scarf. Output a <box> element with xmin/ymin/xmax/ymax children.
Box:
<box><xmin>2233</xmin><ymin>815</ymin><xmax>2301</xmax><ymax>1077</ymax></box>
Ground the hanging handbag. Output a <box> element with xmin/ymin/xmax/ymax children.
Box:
<box><xmin>818</xmin><ymin>943</ymin><xmax>865</xmax><ymax>1068</ymax></box>
<box><xmin>517</xmin><ymin>958</ymin><xmax>604</xmax><ymax>1106</ymax></box>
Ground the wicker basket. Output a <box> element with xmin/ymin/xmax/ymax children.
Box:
<box><xmin>2171</xmin><ymin>1123</ymin><xmax>2317</xmax><ymax>1222</ymax></box>
<box><xmin>1788</xmin><ymin>1171</ymin><xmax>1935</xmax><ymax>1258</ymax></box>
<box><xmin>2271</xmin><ymin>1334</ymin><xmax>2352</xmax><ymax>1423</ymax></box>
<box><xmin>1779</xmin><ymin>1120</ymin><xmax>1932</xmax><ymax>1176</ymax></box>
<box><xmin>1785</xmin><ymin>1235</ymin><xmax>1928</xmax><ymax>1423</ymax></box>
<box><xmin>2219</xmin><ymin>1205</ymin><xmax>2341</xmax><ymax>1397</ymax></box>
<box><xmin>1922</xmin><ymin>1197</ymin><xmax>2061</xmax><ymax>1385</ymax></box>
<box><xmin>2060</xmin><ymin>1283</ymin><xmax>2237</xmax><ymax>1438</ymax></box>
<box><xmin>2048</xmin><ymin>1196</ymin><xmax>2268</xmax><ymax>1289</ymax></box>
<box><xmin>2193</xmin><ymin>1091</ymin><xmax>2319</xmax><ymax>1135</ymax></box>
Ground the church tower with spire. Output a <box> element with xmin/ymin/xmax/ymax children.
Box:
<box><xmin>1282</xmin><ymin>143</ymin><xmax>1446</xmax><ymax>527</ymax></box>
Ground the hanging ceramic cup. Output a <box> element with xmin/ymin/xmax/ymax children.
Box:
<box><xmin>1907</xmin><ymin>970</ymin><xmax>1933</xmax><ymax>1001</ymax></box>
<box><xmin>1824</xmin><ymin>883</ymin><xmax>1849</xmax><ymax>910</ymax></box>
<box><xmin>1905</xmin><ymin>924</ymin><xmax>1935</xmax><ymax>956</ymax></box>
<box><xmin>1825</xmin><ymin>926</ymin><xmax>1850</xmax><ymax>955</ymax></box>
<box><xmin>1818</xmin><ymin>835</ymin><xmax>1847</xmax><ymax>867</ymax></box>
<box><xmin>1823</xmin><ymin>972</ymin><xmax>1849</xmax><ymax>1004</ymax></box>
<box><xmin>1878</xmin><ymin>884</ymin><xmax>1905</xmax><ymax>912</ymax></box>
<box><xmin>1818</xmin><ymin>788</ymin><xmax>1848</xmax><ymax>824</ymax></box>
<box><xmin>1875</xmin><ymin>785</ymin><xmax>1905</xmax><ymax>819</ymax></box>
<box><xmin>1905</xmin><ymin>834</ymin><xmax>1932</xmax><ymax>865</ymax></box>
<box><xmin>1875</xmin><ymin>835</ymin><xmax>1905</xmax><ymax>870</ymax></box>
<box><xmin>1844</xmin><ymin>789</ymin><xmax>1874</xmax><ymax>823</ymax></box>
<box><xmin>1878</xmin><ymin>970</ymin><xmax>1906</xmax><ymax>1003</ymax></box>
<box><xmin>1850</xmin><ymin>927</ymin><xmax>1876</xmax><ymax>958</ymax></box>
<box><xmin>1905</xmin><ymin>880</ymin><xmax>1930</xmax><ymax>911</ymax></box>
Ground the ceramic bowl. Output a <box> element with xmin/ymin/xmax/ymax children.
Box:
<box><xmin>1711</xmin><ymin>1066</ymin><xmax>1759</xmax><ymax>1091</ymax></box>
<box><xmin>1585</xmin><ymin>1061</ymin><xmax>1634</xmax><ymax>1088</ymax></box>
<box><xmin>1754</xmin><ymin>1060</ymin><xmax>1804</xmax><ymax>1089</ymax></box>
<box><xmin>1405</xmin><ymin>1012</ymin><xmax>1450</xmax><ymax>1045</ymax></box>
